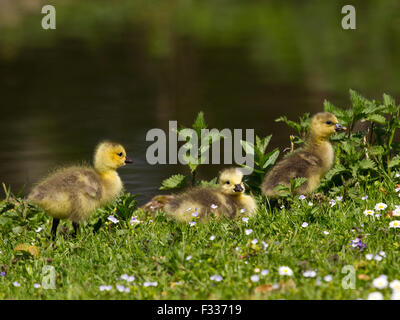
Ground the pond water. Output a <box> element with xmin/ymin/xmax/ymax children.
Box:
<box><xmin>0</xmin><ymin>4</ymin><xmax>399</xmax><ymax>205</ymax></box>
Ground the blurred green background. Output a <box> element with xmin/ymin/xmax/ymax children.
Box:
<box><xmin>0</xmin><ymin>0</ymin><xmax>399</xmax><ymax>203</ymax></box>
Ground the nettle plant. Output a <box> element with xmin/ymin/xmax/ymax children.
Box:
<box><xmin>240</xmin><ymin>135</ymin><xmax>279</xmax><ymax>193</ymax></box>
<box><xmin>277</xmin><ymin>89</ymin><xmax>400</xmax><ymax>197</ymax></box>
<box><xmin>159</xmin><ymin>112</ymin><xmax>224</xmax><ymax>190</ymax></box>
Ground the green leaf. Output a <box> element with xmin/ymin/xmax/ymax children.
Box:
<box><xmin>366</xmin><ymin>114</ymin><xmax>386</xmax><ymax>125</ymax></box>
<box><xmin>368</xmin><ymin>145</ymin><xmax>385</xmax><ymax>156</ymax></box>
<box><xmin>192</xmin><ymin>111</ymin><xmax>207</xmax><ymax>133</ymax></box>
<box><xmin>160</xmin><ymin>174</ymin><xmax>187</xmax><ymax>190</ymax></box>
<box><xmin>389</xmin><ymin>155</ymin><xmax>400</xmax><ymax>168</ymax></box>
<box><xmin>359</xmin><ymin>159</ymin><xmax>377</xmax><ymax>170</ymax></box>
<box><xmin>262</xmin><ymin>149</ymin><xmax>279</xmax><ymax>169</ymax></box>
<box><xmin>240</xmin><ymin>140</ymin><xmax>255</xmax><ymax>156</ymax></box>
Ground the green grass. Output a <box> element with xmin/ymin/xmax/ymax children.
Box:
<box><xmin>1</xmin><ymin>180</ymin><xmax>400</xmax><ymax>300</ymax></box>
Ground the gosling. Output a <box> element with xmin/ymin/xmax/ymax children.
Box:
<box><xmin>164</xmin><ymin>168</ymin><xmax>257</xmax><ymax>222</ymax></box>
<box><xmin>28</xmin><ymin>141</ymin><xmax>132</xmax><ymax>237</ymax></box>
<box><xmin>261</xmin><ymin>112</ymin><xmax>346</xmax><ymax>197</ymax></box>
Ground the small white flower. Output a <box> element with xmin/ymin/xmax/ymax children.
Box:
<box><xmin>329</xmin><ymin>199</ymin><xmax>336</xmax><ymax>207</ymax></box>
<box><xmin>189</xmin><ymin>221</ymin><xmax>196</xmax><ymax>227</ymax></box>
<box><xmin>254</xmin><ymin>268</ymin><xmax>260</xmax><ymax>273</ymax></box>
<box><xmin>324</xmin><ymin>275</ymin><xmax>333</xmax><ymax>282</ymax></box>
<box><xmin>121</xmin><ymin>274</ymin><xmax>135</xmax><ymax>282</ymax></box>
<box><xmin>368</xmin><ymin>292</ymin><xmax>384</xmax><ymax>300</ymax></box>
<box><xmin>308</xmin><ymin>202</ymin><xmax>313</xmax><ymax>207</ymax></box>
<box><xmin>372</xmin><ymin>275</ymin><xmax>388</xmax><ymax>289</ymax></box>
<box><xmin>185</xmin><ymin>207</ymin><xmax>192</xmax><ymax>212</ymax></box>
<box><xmin>396</xmin><ymin>173</ymin><xmax>400</xmax><ymax>178</ymax></box>
<box><xmin>210</xmin><ymin>204</ymin><xmax>218</xmax><ymax>209</ymax></box>
<box><xmin>363</xmin><ymin>209</ymin><xmax>374</xmax><ymax>216</ymax></box>
<box><xmin>389</xmin><ymin>220</ymin><xmax>400</xmax><ymax>228</ymax></box>
<box><xmin>261</xmin><ymin>241</ymin><xmax>269</xmax><ymax>250</ymax></box>
<box><xmin>278</xmin><ymin>266</ymin><xmax>293</xmax><ymax>276</ymax></box>
<box><xmin>192</xmin><ymin>212</ymin><xmax>199</xmax><ymax>217</ymax></box>
<box><xmin>143</xmin><ymin>281</ymin><xmax>158</xmax><ymax>287</ymax></box>
<box><xmin>186</xmin><ymin>255</ymin><xmax>192</xmax><ymax>261</ymax></box>
<box><xmin>210</xmin><ymin>275</ymin><xmax>223</xmax><ymax>282</ymax></box>
<box><xmin>336</xmin><ymin>196</ymin><xmax>343</xmax><ymax>201</ymax></box>
<box><xmin>374</xmin><ymin>255</ymin><xmax>383</xmax><ymax>262</ymax></box>
<box><xmin>375</xmin><ymin>214</ymin><xmax>382</xmax><ymax>218</ymax></box>
<box><xmin>389</xmin><ymin>280</ymin><xmax>400</xmax><ymax>291</ymax></box>
<box><xmin>245</xmin><ymin>229</ymin><xmax>253</xmax><ymax>235</ymax></box>
<box><xmin>35</xmin><ymin>227</ymin><xmax>43</xmax><ymax>232</ymax></box>
<box><xmin>393</xmin><ymin>208</ymin><xmax>400</xmax><ymax>216</ymax></box>
<box><xmin>33</xmin><ymin>283</ymin><xmax>41</xmax><ymax>288</ymax></box>
<box><xmin>250</xmin><ymin>275</ymin><xmax>260</xmax><ymax>282</ymax></box>
<box><xmin>261</xmin><ymin>269</ymin><xmax>269</xmax><ymax>276</ymax></box>
<box><xmin>116</xmin><ymin>284</ymin><xmax>130</xmax><ymax>293</ymax></box>
<box><xmin>379</xmin><ymin>251</ymin><xmax>386</xmax><ymax>257</ymax></box>
<box><xmin>301</xmin><ymin>222</ymin><xmax>308</xmax><ymax>228</ymax></box>
<box><xmin>240</xmin><ymin>209</ymin><xmax>246</xmax><ymax>213</ymax></box>
<box><xmin>13</xmin><ymin>281</ymin><xmax>20</xmax><ymax>287</ymax></box>
<box><xmin>209</xmin><ymin>235</ymin><xmax>216</xmax><ymax>241</ymax></box>
<box><xmin>323</xmin><ymin>231</ymin><xmax>330</xmax><ymax>235</ymax></box>
<box><xmin>362</xmin><ymin>196</ymin><xmax>368</xmax><ymax>200</ymax></box>
<box><xmin>235</xmin><ymin>247</ymin><xmax>241</xmax><ymax>251</ymax></box>
<box><xmin>365</xmin><ymin>254</ymin><xmax>374</xmax><ymax>260</ymax></box>
<box><xmin>391</xmin><ymin>291</ymin><xmax>400</xmax><ymax>300</ymax></box>
<box><xmin>242</xmin><ymin>217</ymin><xmax>249</xmax><ymax>223</ymax></box>
<box><xmin>375</xmin><ymin>203</ymin><xmax>387</xmax><ymax>211</ymax></box>
<box><xmin>107</xmin><ymin>215</ymin><xmax>119</xmax><ymax>224</ymax></box>
<box><xmin>299</xmin><ymin>195</ymin><xmax>306</xmax><ymax>200</ymax></box>
<box><xmin>280</xmin><ymin>205</ymin><xmax>285</xmax><ymax>209</ymax></box>
<box><xmin>99</xmin><ymin>285</ymin><xmax>112</xmax><ymax>291</ymax></box>
<box><xmin>251</xmin><ymin>239</ymin><xmax>258</xmax><ymax>245</ymax></box>
<box><xmin>303</xmin><ymin>270</ymin><xmax>317</xmax><ymax>278</ymax></box>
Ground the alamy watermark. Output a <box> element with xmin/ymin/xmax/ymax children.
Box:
<box><xmin>146</xmin><ymin>121</ymin><xmax>255</xmax><ymax>175</ymax></box>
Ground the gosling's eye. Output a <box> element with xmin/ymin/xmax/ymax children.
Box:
<box><xmin>226</xmin><ymin>181</ymin><xmax>230</xmax><ymax>185</ymax></box>
<box><xmin>326</xmin><ymin>121</ymin><xmax>333</xmax><ymax>125</ymax></box>
<box><xmin>117</xmin><ymin>152</ymin><xmax>123</xmax><ymax>157</ymax></box>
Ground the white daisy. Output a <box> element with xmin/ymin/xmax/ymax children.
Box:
<box><xmin>209</xmin><ymin>235</ymin><xmax>216</xmax><ymax>241</ymax></box>
<box><xmin>250</xmin><ymin>275</ymin><xmax>260</xmax><ymax>282</ymax></box>
<box><xmin>368</xmin><ymin>292</ymin><xmax>384</xmax><ymax>300</ymax></box>
<box><xmin>363</xmin><ymin>209</ymin><xmax>374</xmax><ymax>216</ymax></box>
<box><xmin>375</xmin><ymin>203</ymin><xmax>387</xmax><ymax>211</ymax></box>
<box><xmin>392</xmin><ymin>208</ymin><xmax>400</xmax><ymax>216</ymax></box>
<box><xmin>374</xmin><ymin>255</ymin><xmax>383</xmax><ymax>262</ymax></box>
<box><xmin>301</xmin><ymin>222</ymin><xmax>308</xmax><ymax>228</ymax></box>
<box><xmin>372</xmin><ymin>275</ymin><xmax>388</xmax><ymax>289</ymax></box>
<box><xmin>245</xmin><ymin>229</ymin><xmax>253</xmax><ymax>235</ymax></box>
<box><xmin>278</xmin><ymin>266</ymin><xmax>293</xmax><ymax>276</ymax></box>
<box><xmin>362</xmin><ymin>196</ymin><xmax>368</xmax><ymax>200</ymax></box>
<box><xmin>391</xmin><ymin>291</ymin><xmax>400</xmax><ymax>300</ymax></box>
<box><xmin>389</xmin><ymin>220</ymin><xmax>400</xmax><ymax>228</ymax></box>
<box><xmin>389</xmin><ymin>280</ymin><xmax>400</xmax><ymax>291</ymax></box>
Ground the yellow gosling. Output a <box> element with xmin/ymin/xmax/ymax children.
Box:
<box><xmin>261</xmin><ymin>112</ymin><xmax>346</xmax><ymax>197</ymax></box>
<box><xmin>28</xmin><ymin>141</ymin><xmax>132</xmax><ymax>237</ymax></box>
<box><xmin>164</xmin><ymin>168</ymin><xmax>257</xmax><ymax>222</ymax></box>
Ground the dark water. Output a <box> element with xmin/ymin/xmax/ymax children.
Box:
<box><xmin>0</xmin><ymin>25</ymin><xmax>394</xmax><ymax>204</ymax></box>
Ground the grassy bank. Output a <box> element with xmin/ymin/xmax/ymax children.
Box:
<box><xmin>1</xmin><ymin>183</ymin><xmax>400</xmax><ymax>300</ymax></box>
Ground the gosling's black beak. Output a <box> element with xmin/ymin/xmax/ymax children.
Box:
<box><xmin>233</xmin><ymin>184</ymin><xmax>243</xmax><ymax>192</ymax></box>
<box><xmin>335</xmin><ymin>123</ymin><xmax>346</xmax><ymax>132</ymax></box>
<box><xmin>125</xmin><ymin>156</ymin><xmax>133</xmax><ymax>164</ymax></box>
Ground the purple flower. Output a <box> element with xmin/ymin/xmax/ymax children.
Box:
<box><xmin>350</xmin><ymin>238</ymin><xmax>367</xmax><ymax>251</ymax></box>
<box><xmin>0</xmin><ymin>271</ymin><xmax>5</xmax><ymax>277</ymax></box>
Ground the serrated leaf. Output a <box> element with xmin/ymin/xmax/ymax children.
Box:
<box><xmin>368</xmin><ymin>145</ymin><xmax>385</xmax><ymax>156</ymax></box>
<box><xmin>262</xmin><ymin>150</ymin><xmax>279</xmax><ymax>169</ymax></box>
<box><xmin>192</xmin><ymin>111</ymin><xmax>207</xmax><ymax>133</ymax></box>
<box><xmin>389</xmin><ymin>156</ymin><xmax>400</xmax><ymax>168</ymax></box>
<box><xmin>160</xmin><ymin>174</ymin><xmax>187</xmax><ymax>190</ymax></box>
<box><xmin>359</xmin><ymin>159</ymin><xmax>377</xmax><ymax>170</ymax></box>
<box><xmin>240</xmin><ymin>140</ymin><xmax>255</xmax><ymax>156</ymax></box>
<box><xmin>366</xmin><ymin>114</ymin><xmax>386</xmax><ymax>125</ymax></box>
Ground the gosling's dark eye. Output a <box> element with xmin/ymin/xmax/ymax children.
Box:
<box><xmin>118</xmin><ymin>152</ymin><xmax>123</xmax><ymax>157</ymax></box>
<box><xmin>326</xmin><ymin>121</ymin><xmax>333</xmax><ymax>125</ymax></box>
<box><xmin>226</xmin><ymin>181</ymin><xmax>230</xmax><ymax>185</ymax></box>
